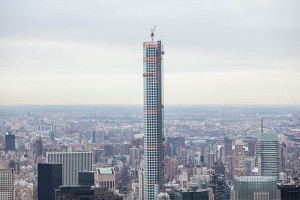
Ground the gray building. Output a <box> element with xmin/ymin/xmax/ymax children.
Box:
<box><xmin>257</xmin><ymin>134</ymin><xmax>279</xmax><ymax>177</ymax></box>
<box><xmin>47</xmin><ymin>152</ymin><xmax>93</xmax><ymax>186</ymax></box>
<box><xmin>0</xmin><ymin>168</ymin><xmax>14</xmax><ymax>200</ymax></box>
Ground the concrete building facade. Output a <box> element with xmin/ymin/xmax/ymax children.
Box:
<box><xmin>46</xmin><ymin>151</ymin><xmax>93</xmax><ymax>186</ymax></box>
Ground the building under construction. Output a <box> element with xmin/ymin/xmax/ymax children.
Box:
<box><xmin>143</xmin><ymin>27</ymin><xmax>165</xmax><ymax>200</ymax></box>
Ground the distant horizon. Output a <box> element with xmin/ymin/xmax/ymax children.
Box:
<box><xmin>1</xmin><ymin>104</ymin><xmax>299</xmax><ymax>107</ymax></box>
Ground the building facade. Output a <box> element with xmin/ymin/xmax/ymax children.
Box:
<box><xmin>233</xmin><ymin>139</ymin><xmax>245</xmax><ymax>177</ymax></box>
<box><xmin>278</xmin><ymin>142</ymin><xmax>287</xmax><ymax>173</ymax></box>
<box><xmin>143</xmin><ymin>37</ymin><xmax>165</xmax><ymax>199</ymax></box>
<box><xmin>130</xmin><ymin>146</ymin><xmax>140</xmax><ymax>167</ymax></box>
<box><xmin>0</xmin><ymin>168</ymin><xmax>14</xmax><ymax>200</ymax></box>
<box><xmin>278</xmin><ymin>184</ymin><xmax>300</xmax><ymax>200</ymax></box>
<box><xmin>233</xmin><ymin>176</ymin><xmax>278</xmax><ymax>200</ymax></box>
<box><xmin>175</xmin><ymin>189</ymin><xmax>209</xmax><ymax>200</ymax></box>
<box><xmin>78</xmin><ymin>171</ymin><xmax>94</xmax><ymax>186</ymax></box>
<box><xmin>94</xmin><ymin>167</ymin><xmax>115</xmax><ymax>190</ymax></box>
<box><xmin>257</xmin><ymin>134</ymin><xmax>279</xmax><ymax>177</ymax></box>
<box><xmin>38</xmin><ymin>163</ymin><xmax>62</xmax><ymax>200</ymax></box>
<box><xmin>46</xmin><ymin>151</ymin><xmax>93</xmax><ymax>186</ymax></box>
<box><xmin>209</xmin><ymin>174</ymin><xmax>226</xmax><ymax>200</ymax></box>
<box><xmin>55</xmin><ymin>186</ymin><xmax>123</xmax><ymax>200</ymax></box>
<box><xmin>5</xmin><ymin>133</ymin><xmax>15</xmax><ymax>151</ymax></box>
<box><xmin>35</xmin><ymin>137</ymin><xmax>43</xmax><ymax>160</ymax></box>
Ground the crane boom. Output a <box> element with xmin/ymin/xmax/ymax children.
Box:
<box><xmin>151</xmin><ymin>25</ymin><xmax>156</xmax><ymax>41</ymax></box>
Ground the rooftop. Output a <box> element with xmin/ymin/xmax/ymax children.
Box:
<box><xmin>97</xmin><ymin>168</ymin><xmax>114</xmax><ymax>175</ymax></box>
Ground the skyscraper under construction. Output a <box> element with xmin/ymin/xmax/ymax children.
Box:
<box><xmin>143</xmin><ymin>28</ymin><xmax>165</xmax><ymax>199</ymax></box>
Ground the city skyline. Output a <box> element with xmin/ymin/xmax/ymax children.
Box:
<box><xmin>1</xmin><ymin>0</ymin><xmax>300</xmax><ymax>105</ymax></box>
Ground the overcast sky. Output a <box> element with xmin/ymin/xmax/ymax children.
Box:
<box><xmin>0</xmin><ymin>0</ymin><xmax>299</xmax><ymax>105</ymax></box>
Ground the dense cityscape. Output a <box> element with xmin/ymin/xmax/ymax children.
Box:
<box><xmin>0</xmin><ymin>105</ymin><xmax>300</xmax><ymax>199</ymax></box>
<box><xmin>1</xmin><ymin>1</ymin><xmax>300</xmax><ymax>200</ymax></box>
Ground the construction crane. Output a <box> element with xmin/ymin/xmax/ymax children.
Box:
<box><xmin>151</xmin><ymin>25</ymin><xmax>156</xmax><ymax>41</ymax></box>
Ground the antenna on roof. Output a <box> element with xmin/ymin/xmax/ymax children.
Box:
<box><xmin>151</xmin><ymin>25</ymin><xmax>156</xmax><ymax>42</ymax></box>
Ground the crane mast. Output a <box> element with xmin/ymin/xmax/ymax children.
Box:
<box><xmin>151</xmin><ymin>25</ymin><xmax>156</xmax><ymax>42</ymax></box>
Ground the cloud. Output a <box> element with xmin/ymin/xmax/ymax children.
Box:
<box><xmin>0</xmin><ymin>0</ymin><xmax>299</xmax><ymax>104</ymax></box>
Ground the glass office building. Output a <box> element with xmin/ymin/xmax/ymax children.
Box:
<box><xmin>234</xmin><ymin>176</ymin><xmax>278</xmax><ymax>200</ymax></box>
<box><xmin>38</xmin><ymin>163</ymin><xmax>62</xmax><ymax>200</ymax></box>
<box><xmin>257</xmin><ymin>134</ymin><xmax>279</xmax><ymax>177</ymax></box>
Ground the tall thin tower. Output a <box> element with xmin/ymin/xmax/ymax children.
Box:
<box><xmin>143</xmin><ymin>27</ymin><xmax>164</xmax><ymax>200</ymax></box>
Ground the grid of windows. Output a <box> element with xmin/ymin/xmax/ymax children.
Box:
<box><xmin>234</xmin><ymin>176</ymin><xmax>277</xmax><ymax>200</ymax></box>
<box><xmin>0</xmin><ymin>169</ymin><xmax>14</xmax><ymax>200</ymax></box>
<box><xmin>143</xmin><ymin>41</ymin><xmax>164</xmax><ymax>200</ymax></box>
<box><xmin>46</xmin><ymin>152</ymin><xmax>93</xmax><ymax>186</ymax></box>
<box><xmin>257</xmin><ymin>134</ymin><xmax>279</xmax><ymax>177</ymax></box>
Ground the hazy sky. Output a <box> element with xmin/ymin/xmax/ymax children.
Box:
<box><xmin>0</xmin><ymin>0</ymin><xmax>299</xmax><ymax>105</ymax></box>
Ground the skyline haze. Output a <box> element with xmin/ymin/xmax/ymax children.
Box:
<box><xmin>1</xmin><ymin>0</ymin><xmax>299</xmax><ymax>105</ymax></box>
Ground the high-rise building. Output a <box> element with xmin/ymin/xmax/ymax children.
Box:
<box><xmin>247</xmin><ymin>140</ymin><xmax>257</xmax><ymax>157</ymax></box>
<box><xmin>104</xmin><ymin>144</ymin><xmax>114</xmax><ymax>157</ymax></box>
<box><xmin>143</xmin><ymin>32</ymin><xmax>165</xmax><ymax>199</ymax></box>
<box><xmin>35</xmin><ymin>137</ymin><xmax>43</xmax><ymax>159</ymax></box>
<box><xmin>233</xmin><ymin>139</ymin><xmax>245</xmax><ymax>177</ymax></box>
<box><xmin>139</xmin><ymin>159</ymin><xmax>145</xmax><ymax>200</ymax></box>
<box><xmin>233</xmin><ymin>176</ymin><xmax>278</xmax><ymax>200</ymax></box>
<box><xmin>9</xmin><ymin>160</ymin><xmax>20</xmax><ymax>175</ymax></box>
<box><xmin>278</xmin><ymin>142</ymin><xmax>287</xmax><ymax>173</ymax></box>
<box><xmin>78</xmin><ymin>171</ymin><xmax>94</xmax><ymax>186</ymax></box>
<box><xmin>50</xmin><ymin>131</ymin><xmax>55</xmax><ymax>142</ymax></box>
<box><xmin>0</xmin><ymin>168</ymin><xmax>14</xmax><ymax>200</ymax></box>
<box><xmin>224</xmin><ymin>137</ymin><xmax>232</xmax><ymax>158</ymax></box>
<box><xmin>224</xmin><ymin>137</ymin><xmax>233</xmax><ymax>181</ymax></box>
<box><xmin>38</xmin><ymin>163</ymin><xmax>62</xmax><ymax>200</ymax></box>
<box><xmin>94</xmin><ymin>167</ymin><xmax>115</xmax><ymax>190</ymax></box>
<box><xmin>278</xmin><ymin>184</ymin><xmax>300</xmax><ymax>200</ymax></box>
<box><xmin>209</xmin><ymin>174</ymin><xmax>226</xmax><ymax>200</ymax></box>
<box><xmin>5</xmin><ymin>133</ymin><xmax>15</xmax><ymax>151</ymax></box>
<box><xmin>130</xmin><ymin>146</ymin><xmax>140</xmax><ymax>167</ymax></box>
<box><xmin>92</xmin><ymin>130</ymin><xmax>96</xmax><ymax>143</ymax></box>
<box><xmin>46</xmin><ymin>152</ymin><xmax>93</xmax><ymax>186</ymax></box>
<box><xmin>208</xmin><ymin>151</ymin><xmax>216</xmax><ymax>169</ymax></box>
<box><xmin>257</xmin><ymin>134</ymin><xmax>279</xmax><ymax>177</ymax></box>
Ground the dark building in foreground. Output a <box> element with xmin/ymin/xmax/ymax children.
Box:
<box><xmin>209</xmin><ymin>174</ymin><xmax>226</xmax><ymax>200</ymax></box>
<box><xmin>55</xmin><ymin>186</ymin><xmax>123</xmax><ymax>200</ymax></box>
<box><xmin>38</xmin><ymin>163</ymin><xmax>62</xmax><ymax>200</ymax></box>
<box><xmin>5</xmin><ymin>133</ymin><xmax>15</xmax><ymax>151</ymax></box>
<box><xmin>278</xmin><ymin>184</ymin><xmax>300</xmax><ymax>200</ymax></box>
<box><xmin>78</xmin><ymin>171</ymin><xmax>94</xmax><ymax>186</ymax></box>
<box><xmin>175</xmin><ymin>188</ymin><xmax>209</xmax><ymax>200</ymax></box>
<box><xmin>165</xmin><ymin>186</ymin><xmax>176</xmax><ymax>200</ymax></box>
